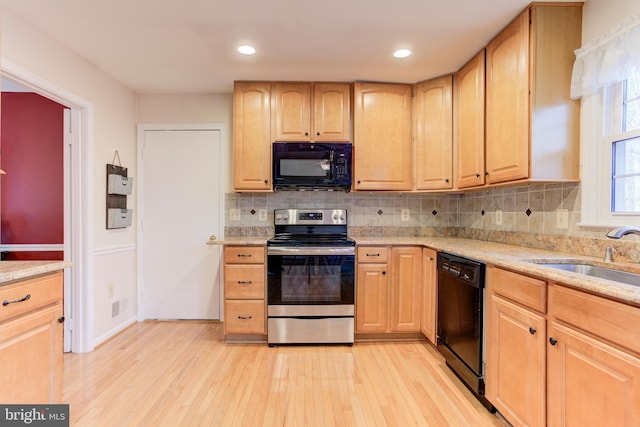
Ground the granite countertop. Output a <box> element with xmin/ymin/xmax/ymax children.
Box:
<box><xmin>217</xmin><ymin>235</ymin><xmax>640</xmax><ymax>306</ymax></box>
<box><xmin>0</xmin><ymin>261</ymin><xmax>72</xmax><ymax>285</ymax></box>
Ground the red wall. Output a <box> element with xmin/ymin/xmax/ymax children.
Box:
<box><xmin>1</xmin><ymin>92</ymin><xmax>65</xmax><ymax>260</ymax></box>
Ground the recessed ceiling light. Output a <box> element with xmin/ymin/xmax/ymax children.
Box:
<box><xmin>393</xmin><ymin>49</ymin><xmax>412</xmax><ymax>59</ymax></box>
<box><xmin>237</xmin><ymin>45</ymin><xmax>256</xmax><ymax>55</ymax></box>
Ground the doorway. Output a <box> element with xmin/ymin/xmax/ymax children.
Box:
<box><xmin>1</xmin><ymin>62</ymin><xmax>93</xmax><ymax>353</ymax></box>
<box><xmin>138</xmin><ymin>125</ymin><xmax>224</xmax><ymax>320</ymax></box>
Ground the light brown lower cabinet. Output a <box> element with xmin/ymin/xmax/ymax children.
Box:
<box><xmin>420</xmin><ymin>248</ymin><xmax>437</xmax><ymax>344</ymax></box>
<box><xmin>547</xmin><ymin>284</ymin><xmax>640</xmax><ymax>427</ymax></box>
<box><xmin>486</xmin><ymin>266</ymin><xmax>640</xmax><ymax>427</ymax></box>
<box><xmin>0</xmin><ymin>271</ymin><xmax>64</xmax><ymax>404</ymax></box>
<box><xmin>223</xmin><ymin>246</ymin><xmax>266</xmax><ymax>335</ymax></box>
<box><xmin>356</xmin><ymin>246</ymin><xmax>421</xmax><ymax>334</ymax></box>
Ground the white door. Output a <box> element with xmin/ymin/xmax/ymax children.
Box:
<box><xmin>140</xmin><ymin>127</ymin><xmax>222</xmax><ymax>319</ymax></box>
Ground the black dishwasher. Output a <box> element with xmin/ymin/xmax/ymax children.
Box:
<box><xmin>436</xmin><ymin>252</ymin><xmax>494</xmax><ymax>411</ymax></box>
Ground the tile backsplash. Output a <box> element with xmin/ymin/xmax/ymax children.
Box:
<box><xmin>225</xmin><ymin>182</ymin><xmax>640</xmax><ymax>262</ymax></box>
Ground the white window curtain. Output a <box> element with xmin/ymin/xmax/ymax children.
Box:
<box><xmin>571</xmin><ymin>13</ymin><xmax>640</xmax><ymax>99</ymax></box>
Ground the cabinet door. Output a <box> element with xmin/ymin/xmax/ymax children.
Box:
<box><xmin>353</xmin><ymin>82</ymin><xmax>412</xmax><ymax>190</ymax></box>
<box><xmin>356</xmin><ymin>263</ymin><xmax>389</xmax><ymax>333</ymax></box>
<box><xmin>233</xmin><ymin>82</ymin><xmax>272</xmax><ymax>191</ymax></box>
<box><xmin>456</xmin><ymin>50</ymin><xmax>486</xmax><ymax>188</ymax></box>
<box><xmin>547</xmin><ymin>321</ymin><xmax>640</xmax><ymax>427</ymax></box>
<box><xmin>486</xmin><ymin>294</ymin><xmax>546</xmax><ymax>427</ymax></box>
<box><xmin>314</xmin><ymin>83</ymin><xmax>351</xmax><ymax>141</ymax></box>
<box><xmin>485</xmin><ymin>9</ymin><xmax>530</xmax><ymax>184</ymax></box>
<box><xmin>390</xmin><ymin>247</ymin><xmax>422</xmax><ymax>332</ymax></box>
<box><xmin>414</xmin><ymin>76</ymin><xmax>453</xmax><ymax>190</ymax></box>
<box><xmin>272</xmin><ymin>83</ymin><xmax>312</xmax><ymax>141</ymax></box>
<box><xmin>420</xmin><ymin>248</ymin><xmax>437</xmax><ymax>343</ymax></box>
<box><xmin>0</xmin><ymin>304</ymin><xmax>63</xmax><ymax>403</ymax></box>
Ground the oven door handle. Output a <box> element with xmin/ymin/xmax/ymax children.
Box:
<box><xmin>267</xmin><ymin>247</ymin><xmax>355</xmax><ymax>256</ymax></box>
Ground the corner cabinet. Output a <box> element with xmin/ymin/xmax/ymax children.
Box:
<box><xmin>353</xmin><ymin>82</ymin><xmax>412</xmax><ymax>191</ymax></box>
<box><xmin>0</xmin><ymin>271</ymin><xmax>64</xmax><ymax>404</ymax></box>
<box><xmin>484</xmin><ymin>4</ymin><xmax>582</xmax><ymax>185</ymax></box>
<box><xmin>271</xmin><ymin>82</ymin><xmax>351</xmax><ymax>142</ymax></box>
<box><xmin>232</xmin><ymin>81</ymin><xmax>272</xmax><ymax>192</ymax></box>
<box><xmin>455</xmin><ymin>50</ymin><xmax>486</xmax><ymax>189</ymax></box>
<box><xmin>414</xmin><ymin>75</ymin><xmax>453</xmax><ymax>191</ymax></box>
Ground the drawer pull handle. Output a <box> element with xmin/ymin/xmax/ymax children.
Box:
<box><xmin>237</xmin><ymin>281</ymin><xmax>253</xmax><ymax>285</ymax></box>
<box><xmin>237</xmin><ymin>254</ymin><xmax>252</xmax><ymax>258</ymax></box>
<box><xmin>529</xmin><ymin>327</ymin><xmax>536</xmax><ymax>335</ymax></box>
<box><xmin>2</xmin><ymin>293</ymin><xmax>31</xmax><ymax>307</ymax></box>
<box><xmin>549</xmin><ymin>337</ymin><xmax>558</xmax><ymax>346</ymax></box>
<box><xmin>366</xmin><ymin>253</ymin><xmax>380</xmax><ymax>257</ymax></box>
<box><xmin>238</xmin><ymin>315</ymin><xmax>253</xmax><ymax>320</ymax></box>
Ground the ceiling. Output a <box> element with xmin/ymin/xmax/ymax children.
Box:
<box><xmin>0</xmin><ymin>0</ymin><xmax>573</xmax><ymax>94</ymax></box>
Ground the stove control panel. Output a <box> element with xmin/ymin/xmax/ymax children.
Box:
<box><xmin>274</xmin><ymin>209</ymin><xmax>347</xmax><ymax>225</ymax></box>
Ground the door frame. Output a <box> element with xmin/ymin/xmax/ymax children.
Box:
<box><xmin>1</xmin><ymin>59</ymin><xmax>95</xmax><ymax>353</ymax></box>
<box><xmin>136</xmin><ymin>124</ymin><xmax>226</xmax><ymax>321</ymax></box>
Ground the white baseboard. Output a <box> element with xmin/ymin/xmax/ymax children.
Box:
<box><xmin>93</xmin><ymin>316</ymin><xmax>138</xmax><ymax>348</ymax></box>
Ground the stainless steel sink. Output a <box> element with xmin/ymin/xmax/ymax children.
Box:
<box><xmin>530</xmin><ymin>261</ymin><xmax>640</xmax><ymax>287</ymax></box>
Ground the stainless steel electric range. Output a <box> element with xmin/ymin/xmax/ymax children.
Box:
<box><xmin>266</xmin><ymin>209</ymin><xmax>355</xmax><ymax>346</ymax></box>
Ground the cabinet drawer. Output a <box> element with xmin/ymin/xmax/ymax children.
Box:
<box><xmin>488</xmin><ymin>266</ymin><xmax>546</xmax><ymax>313</ymax></box>
<box><xmin>550</xmin><ymin>284</ymin><xmax>640</xmax><ymax>355</ymax></box>
<box><xmin>0</xmin><ymin>272</ymin><xmax>63</xmax><ymax>322</ymax></box>
<box><xmin>224</xmin><ymin>265</ymin><xmax>265</xmax><ymax>299</ymax></box>
<box><xmin>224</xmin><ymin>300</ymin><xmax>265</xmax><ymax>334</ymax></box>
<box><xmin>357</xmin><ymin>247</ymin><xmax>389</xmax><ymax>263</ymax></box>
<box><xmin>224</xmin><ymin>246</ymin><xmax>265</xmax><ymax>264</ymax></box>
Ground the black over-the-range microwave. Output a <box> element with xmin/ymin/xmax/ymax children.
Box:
<box><xmin>272</xmin><ymin>142</ymin><xmax>352</xmax><ymax>191</ymax></box>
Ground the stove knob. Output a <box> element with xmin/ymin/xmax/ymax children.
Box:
<box><xmin>283</xmin><ymin>215</ymin><xmax>289</xmax><ymax>221</ymax></box>
<box><xmin>276</xmin><ymin>214</ymin><xmax>282</xmax><ymax>220</ymax></box>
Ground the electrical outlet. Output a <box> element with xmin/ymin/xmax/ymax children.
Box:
<box><xmin>495</xmin><ymin>210</ymin><xmax>503</xmax><ymax>225</ymax></box>
<box><xmin>229</xmin><ymin>208</ymin><xmax>241</xmax><ymax>221</ymax></box>
<box><xmin>258</xmin><ymin>209</ymin><xmax>268</xmax><ymax>222</ymax></box>
<box><xmin>557</xmin><ymin>209</ymin><xmax>569</xmax><ymax>229</ymax></box>
<box><xmin>401</xmin><ymin>209</ymin><xmax>410</xmax><ymax>222</ymax></box>
<box><xmin>107</xmin><ymin>283</ymin><xmax>114</xmax><ymax>298</ymax></box>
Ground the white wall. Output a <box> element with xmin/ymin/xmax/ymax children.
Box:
<box><xmin>136</xmin><ymin>93</ymin><xmax>233</xmax><ymax>192</ymax></box>
<box><xmin>1</xmin><ymin>9</ymin><xmax>138</xmax><ymax>348</ymax></box>
<box><xmin>582</xmin><ymin>0</ymin><xmax>640</xmax><ymax>42</ymax></box>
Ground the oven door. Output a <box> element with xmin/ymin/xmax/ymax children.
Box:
<box><xmin>267</xmin><ymin>246</ymin><xmax>355</xmax><ymax>306</ymax></box>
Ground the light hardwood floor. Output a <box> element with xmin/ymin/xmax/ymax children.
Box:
<box><xmin>63</xmin><ymin>321</ymin><xmax>507</xmax><ymax>426</ymax></box>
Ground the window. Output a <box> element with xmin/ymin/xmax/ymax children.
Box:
<box><xmin>607</xmin><ymin>70</ymin><xmax>640</xmax><ymax>214</ymax></box>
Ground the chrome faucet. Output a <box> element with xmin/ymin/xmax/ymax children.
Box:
<box><xmin>606</xmin><ymin>226</ymin><xmax>640</xmax><ymax>239</ymax></box>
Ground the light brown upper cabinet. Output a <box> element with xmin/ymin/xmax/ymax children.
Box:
<box><xmin>353</xmin><ymin>82</ymin><xmax>412</xmax><ymax>191</ymax></box>
<box><xmin>455</xmin><ymin>50</ymin><xmax>486</xmax><ymax>189</ymax></box>
<box><xmin>414</xmin><ymin>75</ymin><xmax>453</xmax><ymax>191</ymax></box>
<box><xmin>485</xmin><ymin>3</ymin><xmax>582</xmax><ymax>185</ymax></box>
<box><xmin>233</xmin><ymin>81</ymin><xmax>272</xmax><ymax>192</ymax></box>
<box><xmin>271</xmin><ymin>82</ymin><xmax>351</xmax><ymax>142</ymax></box>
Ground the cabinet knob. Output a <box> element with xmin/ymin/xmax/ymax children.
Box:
<box><xmin>316</xmin><ymin>132</ymin><xmax>320</xmax><ymax>136</ymax></box>
<box><xmin>382</xmin><ymin>271</ymin><xmax>386</xmax><ymax>275</ymax></box>
<box><xmin>445</xmin><ymin>178</ymin><xmax>449</xmax><ymax>183</ymax></box>
<box><xmin>304</xmin><ymin>132</ymin><xmax>309</xmax><ymax>136</ymax></box>
<box><xmin>485</xmin><ymin>171</ymin><xmax>489</xmax><ymax>176</ymax></box>
<box><xmin>549</xmin><ymin>337</ymin><xmax>558</xmax><ymax>346</ymax></box>
<box><xmin>58</xmin><ymin>316</ymin><xmax>65</xmax><ymax>324</ymax></box>
<box><xmin>476</xmin><ymin>173</ymin><xmax>481</xmax><ymax>178</ymax></box>
<box><xmin>264</xmin><ymin>179</ymin><xmax>268</xmax><ymax>184</ymax></box>
<box><xmin>357</xmin><ymin>180</ymin><xmax>361</xmax><ymax>184</ymax></box>
<box><xmin>529</xmin><ymin>327</ymin><xmax>536</xmax><ymax>335</ymax></box>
